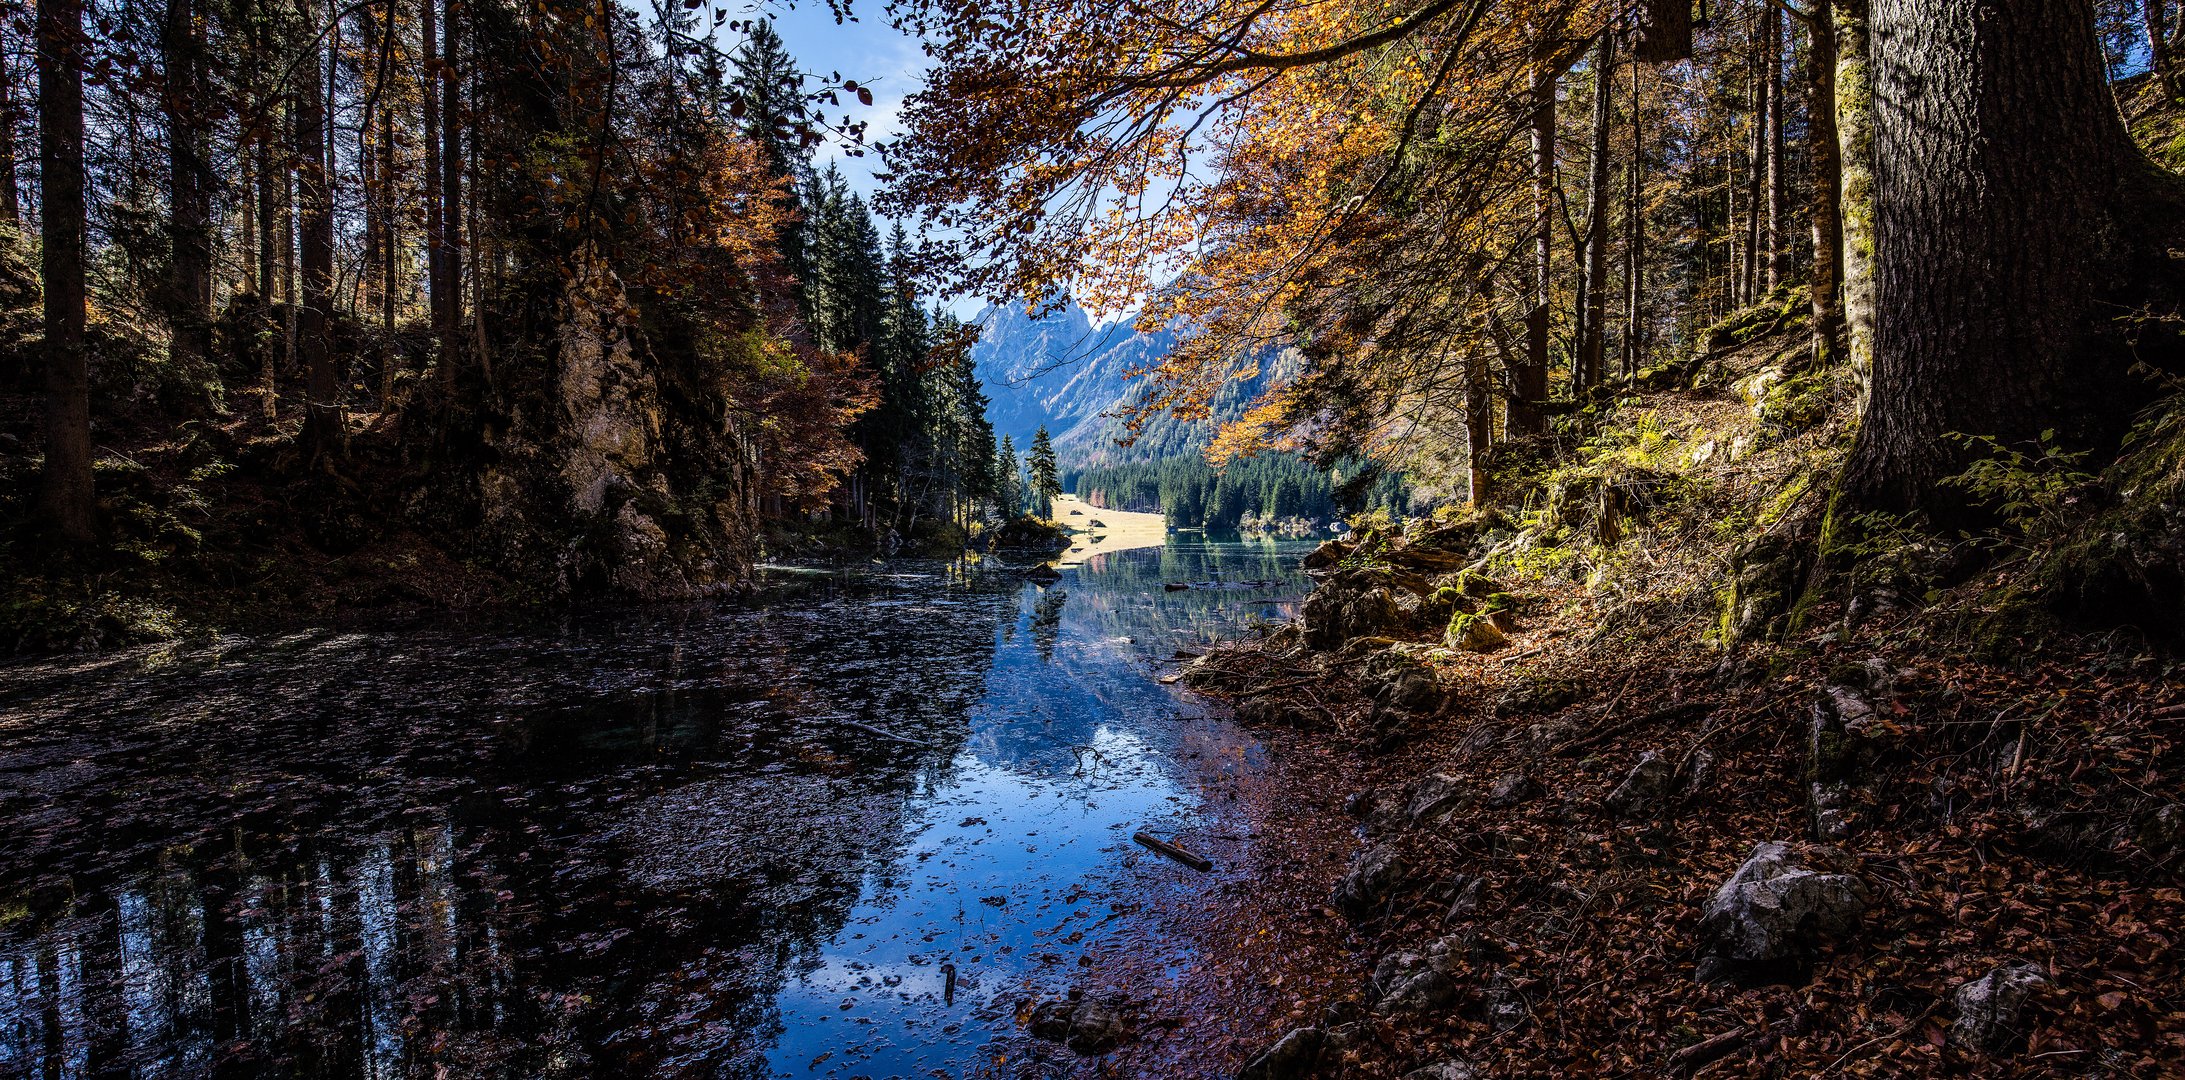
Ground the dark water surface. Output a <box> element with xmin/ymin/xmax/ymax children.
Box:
<box><xmin>0</xmin><ymin>537</ymin><xmax>1314</xmax><ymax>1078</ymax></box>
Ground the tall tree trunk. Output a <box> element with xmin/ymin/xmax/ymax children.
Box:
<box><xmin>1743</xmin><ymin>57</ymin><xmax>1766</xmax><ymax>304</ymax></box>
<box><xmin>2149</xmin><ymin>0</ymin><xmax>2179</xmax><ymax>99</ymax></box>
<box><xmin>1465</xmin><ymin>344</ymin><xmax>1494</xmax><ymax>505</ymax></box>
<box><xmin>164</xmin><ymin>0</ymin><xmax>213</xmax><ymax>376</ymax></box>
<box><xmin>296</xmin><ymin>5</ymin><xmax>339</xmax><ymax>457</ymax></box>
<box><xmin>38</xmin><ymin>0</ymin><xmax>95</xmax><ymax>541</ymax></box>
<box><xmin>423</xmin><ymin>0</ymin><xmax>445</xmax><ymax>378</ymax></box>
<box><xmin>0</xmin><ymin>43</ymin><xmax>21</xmax><ymax>223</ymax></box>
<box><xmin>1623</xmin><ymin>58</ymin><xmax>1646</xmax><ymax>376</ymax></box>
<box><xmin>1578</xmin><ymin>33</ymin><xmax>1614</xmax><ymax>392</ymax></box>
<box><xmin>1514</xmin><ymin>66</ymin><xmax>1554</xmax><ymax>436</ymax></box>
<box><xmin>1807</xmin><ymin>0</ymin><xmax>1846</xmax><ymax>367</ymax></box>
<box><xmin>438</xmin><ymin>0</ymin><xmax>463</xmax><ymax>379</ymax></box>
<box><xmin>1835</xmin><ymin>0</ymin><xmax>1877</xmax><ymax>392</ymax></box>
<box><xmin>1844</xmin><ymin>0</ymin><xmax>2183</xmax><ymax>510</ymax></box>
<box><xmin>1766</xmin><ymin>2</ymin><xmax>1787</xmax><ymax>291</ymax></box>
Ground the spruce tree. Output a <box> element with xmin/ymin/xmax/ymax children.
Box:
<box><xmin>1027</xmin><ymin>426</ymin><xmax>1061</xmax><ymax>519</ymax></box>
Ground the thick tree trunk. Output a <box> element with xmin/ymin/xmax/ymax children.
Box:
<box><xmin>38</xmin><ymin>0</ymin><xmax>95</xmax><ymax>541</ymax></box>
<box><xmin>164</xmin><ymin>0</ymin><xmax>213</xmax><ymax>375</ymax></box>
<box><xmin>1514</xmin><ymin>66</ymin><xmax>1554</xmax><ymax>436</ymax></box>
<box><xmin>1844</xmin><ymin>0</ymin><xmax>2183</xmax><ymax>510</ymax></box>
<box><xmin>296</xmin><ymin>14</ymin><xmax>340</xmax><ymax>456</ymax></box>
<box><xmin>1743</xmin><ymin>59</ymin><xmax>1766</xmax><ymax>304</ymax></box>
<box><xmin>1834</xmin><ymin>0</ymin><xmax>1877</xmax><ymax>391</ymax></box>
<box><xmin>1578</xmin><ymin>34</ymin><xmax>1614</xmax><ymax>393</ymax></box>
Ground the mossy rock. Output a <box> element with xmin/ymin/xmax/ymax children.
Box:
<box><xmin>1445</xmin><ymin>610</ymin><xmax>1508</xmax><ymax>652</ymax></box>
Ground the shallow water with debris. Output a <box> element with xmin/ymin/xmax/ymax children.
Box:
<box><xmin>0</xmin><ymin>537</ymin><xmax>1317</xmax><ymax>1078</ymax></box>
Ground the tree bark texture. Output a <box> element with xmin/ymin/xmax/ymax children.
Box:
<box><xmin>1808</xmin><ymin>0</ymin><xmax>1846</xmax><ymax>367</ymax></box>
<box><xmin>1845</xmin><ymin>0</ymin><xmax>2184</xmax><ymax>510</ymax></box>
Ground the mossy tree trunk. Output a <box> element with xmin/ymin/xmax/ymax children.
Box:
<box><xmin>38</xmin><ymin>0</ymin><xmax>95</xmax><ymax>542</ymax></box>
<box><xmin>1843</xmin><ymin>0</ymin><xmax>2185</xmax><ymax>511</ymax></box>
<box><xmin>1834</xmin><ymin>0</ymin><xmax>1876</xmax><ymax>393</ymax></box>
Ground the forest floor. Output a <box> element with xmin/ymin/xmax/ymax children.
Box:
<box><xmin>1100</xmin><ymin>312</ymin><xmax>2185</xmax><ymax>1077</ymax></box>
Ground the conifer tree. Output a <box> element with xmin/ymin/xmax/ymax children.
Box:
<box><xmin>1027</xmin><ymin>427</ymin><xmax>1060</xmax><ymax>519</ymax></box>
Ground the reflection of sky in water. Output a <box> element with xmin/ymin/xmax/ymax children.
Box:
<box><xmin>0</xmin><ymin>538</ymin><xmax>1316</xmax><ymax>1079</ymax></box>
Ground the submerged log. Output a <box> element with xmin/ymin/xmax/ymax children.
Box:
<box><xmin>1132</xmin><ymin>831</ymin><xmax>1214</xmax><ymax>871</ymax></box>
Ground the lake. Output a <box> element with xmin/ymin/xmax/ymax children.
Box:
<box><xmin>0</xmin><ymin>535</ymin><xmax>1323</xmax><ymax>1078</ymax></box>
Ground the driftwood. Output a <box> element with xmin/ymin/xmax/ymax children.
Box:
<box><xmin>1133</xmin><ymin>831</ymin><xmax>1215</xmax><ymax>871</ymax></box>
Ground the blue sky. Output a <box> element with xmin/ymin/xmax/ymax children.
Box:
<box><xmin>708</xmin><ymin>1</ymin><xmax>932</xmax><ymax>200</ymax></box>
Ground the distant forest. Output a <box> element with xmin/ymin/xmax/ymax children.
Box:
<box><xmin>1067</xmin><ymin>453</ymin><xmax>1409</xmax><ymax>531</ymax></box>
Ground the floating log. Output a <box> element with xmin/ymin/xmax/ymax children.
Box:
<box><xmin>1133</xmin><ymin>831</ymin><xmax>1214</xmax><ymax>871</ymax></box>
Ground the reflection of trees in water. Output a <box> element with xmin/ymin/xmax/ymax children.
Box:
<box><xmin>0</xmin><ymin>573</ymin><xmax>1024</xmax><ymax>1078</ymax></box>
<box><xmin>1062</xmin><ymin>539</ymin><xmax>1312</xmax><ymax>654</ymax></box>
<box><xmin>1030</xmin><ymin>586</ymin><xmax>1069</xmax><ymax>663</ymax></box>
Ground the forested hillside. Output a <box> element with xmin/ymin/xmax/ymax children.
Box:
<box><xmin>0</xmin><ymin>8</ymin><xmax>1024</xmax><ymax>644</ymax></box>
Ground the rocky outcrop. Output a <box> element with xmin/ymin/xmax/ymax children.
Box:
<box><xmin>1370</xmin><ymin>938</ymin><xmax>1463</xmax><ymax>1015</ymax></box>
<box><xmin>1698</xmin><ymin>842</ymin><xmax>1869</xmax><ymax>969</ymax></box>
<box><xmin>425</xmin><ymin>248</ymin><xmax>758</xmax><ymax>600</ymax></box>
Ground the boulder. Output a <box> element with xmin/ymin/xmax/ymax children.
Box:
<box><xmin>1026</xmin><ymin>991</ymin><xmax>1131</xmax><ymax>1054</ymax></box>
<box><xmin>1698</xmin><ymin>841</ymin><xmax>1869</xmax><ymax>966</ymax></box>
<box><xmin>1331</xmin><ymin>846</ymin><xmax>1410</xmax><ymax>919</ymax></box>
<box><xmin>1302</xmin><ymin>539</ymin><xmax>1351</xmax><ymax>573</ymax></box>
<box><xmin>1445</xmin><ymin>611</ymin><xmax>1507</xmax><ymax>652</ymax></box>
<box><xmin>1378</xmin><ymin>667</ymin><xmax>1446</xmax><ymax>714</ymax></box>
<box><xmin>1236</xmin><ymin>1027</ymin><xmax>1324</xmax><ymax>1080</ymax></box>
<box><xmin>2138</xmin><ymin>802</ymin><xmax>2184</xmax><ymax>853</ymax></box>
<box><xmin>1604</xmin><ymin>751</ymin><xmax>1675</xmax><ymax>817</ymax></box>
<box><xmin>1408</xmin><ymin>773</ymin><xmax>1468</xmax><ymax>824</ymax></box>
<box><xmin>1950</xmin><ymin>962</ymin><xmax>2048</xmax><ymax>1053</ymax></box>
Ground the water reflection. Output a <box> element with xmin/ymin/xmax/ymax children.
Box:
<box><xmin>0</xmin><ymin>538</ymin><xmax>1315</xmax><ymax>1077</ymax></box>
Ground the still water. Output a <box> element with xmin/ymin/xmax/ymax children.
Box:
<box><xmin>0</xmin><ymin>537</ymin><xmax>1314</xmax><ymax>1078</ymax></box>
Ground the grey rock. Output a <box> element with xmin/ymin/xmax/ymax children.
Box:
<box><xmin>2139</xmin><ymin>802</ymin><xmax>2184</xmax><ymax>853</ymax></box>
<box><xmin>1370</xmin><ymin>941</ymin><xmax>1461</xmax><ymax>1015</ymax></box>
<box><xmin>1443</xmin><ymin>875</ymin><xmax>1485</xmax><ymax>923</ymax></box>
<box><xmin>1330</xmin><ymin>846</ymin><xmax>1410</xmax><ymax>919</ymax></box>
<box><xmin>1604</xmin><ymin>751</ymin><xmax>1675</xmax><ymax>817</ymax></box>
<box><xmin>1485</xmin><ymin>770</ymin><xmax>1537</xmax><ymax>808</ymax></box>
<box><xmin>1481</xmin><ymin>980</ymin><xmax>1529</xmax><ymax>1031</ymax></box>
<box><xmin>1810</xmin><ymin>781</ymin><xmax>1857</xmax><ymax>841</ymax></box>
<box><xmin>1026</xmin><ymin>992</ymin><xmax>1131</xmax><ymax>1054</ymax></box>
<box><xmin>1950</xmin><ymin>962</ymin><xmax>2048</xmax><ymax>1053</ymax></box>
<box><xmin>1408</xmin><ymin>773</ymin><xmax>1468</xmax><ymax>823</ymax></box>
<box><xmin>1699</xmin><ymin>841</ymin><xmax>1869</xmax><ymax>964</ymax></box>
<box><xmin>1682</xmin><ymin>749</ymin><xmax>1717</xmax><ymax>796</ymax></box>
<box><xmin>1235</xmin><ymin>1026</ymin><xmax>1324</xmax><ymax>1079</ymax></box>
<box><xmin>1402</xmin><ymin>1063</ymin><xmax>1480</xmax><ymax>1080</ymax></box>
<box><xmin>1378</xmin><ymin>667</ymin><xmax>1445</xmax><ymax>714</ymax></box>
